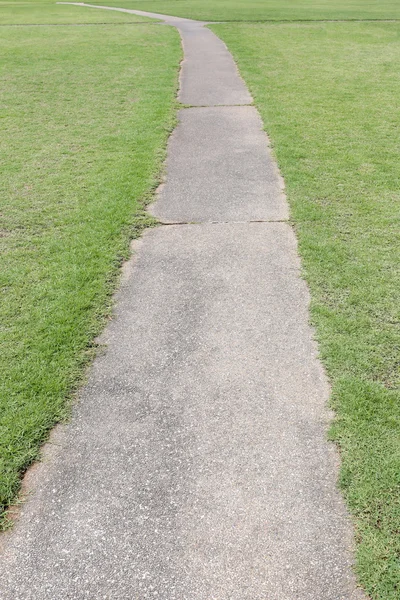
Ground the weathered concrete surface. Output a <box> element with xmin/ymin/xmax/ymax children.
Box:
<box><xmin>1</xmin><ymin>4</ymin><xmax>366</xmax><ymax>600</ymax></box>
<box><xmin>151</xmin><ymin>107</ymin><xmax>288</xmax><ymax>223</ymax></box>
<box><xmin>177</xmin><ymin>23</ymin><xmax>252</xmax><ymax>106</ymax></box>
<box><xmin>0</xmin><ymin>224</ymin><xmax>363</xmax><ymax>599</ymax></box>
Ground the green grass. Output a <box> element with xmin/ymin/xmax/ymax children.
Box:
<box><xmin>0</xmin><ymin>0</ymin><xmax>153</xmax><ymax>24</ymax></box>
<box><xmin>210</xmin><ymin>20</ymin><xmax>400</xmax><ymax>599</ymax></box>
<box><xmin>0</xmin><ymin>6</ymin><xmax>181</xmax><ymax>524</ymax></box>
<box><xmin>86</xmin><ymin>0</ymin><xmax>400</xmax><ymax>22</ymax></box>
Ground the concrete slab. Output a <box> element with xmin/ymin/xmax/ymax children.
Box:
<box><xmin>177</xmin><ymin>23</ymin><xmax>252</xmax><ymax>106</ymax></box>
<box><xmin>0</xmin><ymin>224</ymin><xmax>363</xmax><ymax>600</ymax></box>
<box><xmin>151</xmin><ymin>107</ymin><xmax>288</xmax><ymax>223</ymax></box>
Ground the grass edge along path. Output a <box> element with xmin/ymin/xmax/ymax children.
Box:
<box><xmin>210</xmin><ymin>21</ymin><xmax>400</xmax><ymax>600</ymax></box>
<box><xmin>0</xmin><ymin>19</ymin><xmax>181</xmax><ymax>528</ymax></box>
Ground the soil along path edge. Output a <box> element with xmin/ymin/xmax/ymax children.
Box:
<box><xmin>0</xmin><ymin>5</ymin><xmax>366</xmax><ymax>599</ymax></box>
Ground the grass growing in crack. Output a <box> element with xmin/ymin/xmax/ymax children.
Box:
<box><xmin>0</xmin><ymin>11</ymin><xmax>181</xmax><ymax>526</ymax></box>
<box><xmin>86</xmin><ymin>0</ymin><xmax>400</xmax><ymax>22</ymax></box>
<box><xmin>210</xmin><ymin>20</ymin><xmax>400</xmax><ymax>599</ymax></box>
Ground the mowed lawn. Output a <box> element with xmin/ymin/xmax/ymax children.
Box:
<box><xmin>0</xmin><ymin>3</ymin><xmax>181</xmax><ymax>524</ymax></box>
<box><xmin>0</xmin><ymin>0</ymin><xmax>153</xmax><ymax>24</ymax></box>
<box><xmin>210</xmin><ymin>21</ymin><xmax>400</xmax><ymax>599</ymax></box>
<box><xmin>86</xmin><ymin>0</ymin><xmax>400</xmax><ymax>21</ymax></box>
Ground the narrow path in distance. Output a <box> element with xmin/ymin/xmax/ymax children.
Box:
<box><xmin>0</xmin><ymin>5</ymin><xmax>366</xmax><ymax>599</ymax></box>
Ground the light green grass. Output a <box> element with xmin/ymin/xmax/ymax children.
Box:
<box><xmin>0</xmin><ymin>1</ymin><xmax>152</xmax><ymax>24</ymax></box>
<box><xmin>210</xmin><ymin>21</ymin><xmax>400</xmax><ymax>599</ymax></box>
<box><xmin>87</xmin><ymin>0</ymin><xmax>400</xmax><ymax>21</ymax></box>
<box><xmin>0</xmin><ymin>9</ymin><xmax>181</xmax><ymax>524</ymax></box>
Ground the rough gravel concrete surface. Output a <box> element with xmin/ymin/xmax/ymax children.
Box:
<box><xmin>0</xmin><ymin>224</ymin><xmax>363</xmax><ymax>600</ymax></box>
<box><xmin>151</xmin><ymin>107</ymin><xmax>288</xmax><ymax>223</ymax></box>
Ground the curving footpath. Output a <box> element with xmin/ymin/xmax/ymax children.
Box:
<box><xmin>0</xmin><ymin>6</ymin><xmax>366</xmax><ymax>600</ymax></box>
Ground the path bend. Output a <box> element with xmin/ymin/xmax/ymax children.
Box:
<box><xmin>0</xmin><ymin>5</ymin><xmax>365</xmax><ymax>600</ymax></box>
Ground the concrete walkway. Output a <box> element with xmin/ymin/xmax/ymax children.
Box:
<box><xmin>0</xmin><ymin>7</ymin><xmax>365</xmax><ymax>600</ymax></box>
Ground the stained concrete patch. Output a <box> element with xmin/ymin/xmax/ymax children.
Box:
<box><xmin>150</xmin><ymin>107</ymin><xmax>288</xmax><ymax>223</ymax></box>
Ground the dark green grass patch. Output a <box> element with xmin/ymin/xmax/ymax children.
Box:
<box><xmin>0</xmin><ymin>19</ymin><xmax>180</xmax><ymax>524</ymax></box>
<box><xmin>210</xmin><ymin>21</ymin><xmax>400</xmax><ymax>599</ymax></box>
<box><xmin>88</xmin><ymin>0</ymin><xmax>400</xmax><ymax>22</ymax></box>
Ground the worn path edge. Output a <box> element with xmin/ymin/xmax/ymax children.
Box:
<box><xmin>0</xmin><ymin>5</ymin><xmax>366</xmax><ymax>600</ymax></box>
